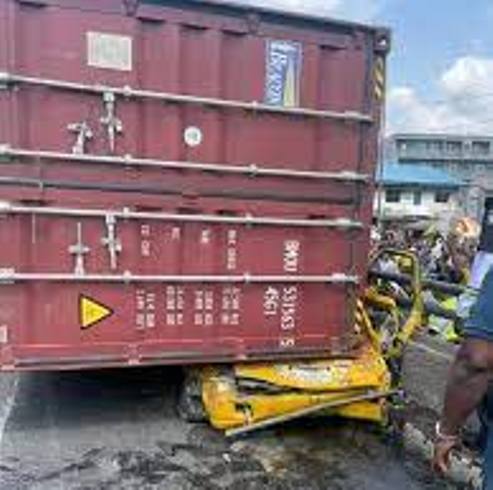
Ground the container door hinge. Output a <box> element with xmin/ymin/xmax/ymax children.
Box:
<box><xmin>0</xmin><ymin>72</ymin><xmax>10</xmax><ymax>90</ymax></box>
<box><xmin>100</xmin><ymin>92</ymin><xmax>123</xmax><ymax>154</ymax></box>
<box><xmin>0</xmin><ymin>145</ymin><xmax>11</xmax><ymax>162</ymax></box>
<box><xmin>101</xmin><ymin>214</ymin><xmax>122</xmax><ymax>270</ymax></box>
<box><xmin>69</xmin><ymin>222</ymin><xmax>90</xmax><ymax>276</ymax></box>
<box><xmin>374</xmin><ymin>29</ymin><xmax>391</xmax><ymax>54</ymax></box>
<box><xmin>67</xmin><ymin>121</ymin><xmax>93</xmax><ymax>155</ymax></box>
<box><xmin>0</xmin><ymin>268</ymin><xmax>15</xmax><ymax>284</ymax></box>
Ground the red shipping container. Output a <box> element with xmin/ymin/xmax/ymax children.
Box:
<box><xmin>0</xmin><ymin>0</ymin><xmax>389</xmax><ymax>370</ymax></box>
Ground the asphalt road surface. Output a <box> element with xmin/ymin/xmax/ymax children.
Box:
<box><xmin>0</xmin><ymin>362</ymin><xmax>457</xmax><ymax>490</ymax></box>
<box><xmin>403</xmin><ymin>332</ymin><xmax>458</xmax><ymax>415</ymax></box>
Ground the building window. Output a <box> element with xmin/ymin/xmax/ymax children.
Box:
<box><xmin>435</xmin><ymin>191</ymin><xmax>451</xmax><ymax>204</ymax></box>
<box><xmin>412</xmin><ymin>140</ymin><xmax>426</xmax><ymax>152</ymax></box>
<box><xmin>472</xmin><ymin>141</ymin><xmax>490</xmax><ymax>155</ymax></box>
<box><xmin>397</xmin><ymin>141</ymin><xmax>407</xmax><ymax>153</ymax></box>
<box><xmin>425</xmin><ymin>140</ymin><xmax>443</xmax><ymax>153</ymax></box>
<box><xmin>386</xmin><ymin>189</ymin><xmax>401</xmax><ymax>203</ymax></box>
<box><xmin>447</xmin><ymin>163</ymin><xmax>458</xmax><ymax>173</ymax></box>
<box><xmin>445</xmin><ymin>141</ymin><xmax>462</xmax><ymax>154</ymax></box>
<box><xmin>413</xmin><ymin>191</ymin><xmax>422</xmax><ymax>205</ymax></box>
<box><xmin>473</xmin><ymin>163</ymin><xmax>486</xmax><ymax>175</ymax></box>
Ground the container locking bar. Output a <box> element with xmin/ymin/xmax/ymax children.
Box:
<box><xmin>68</xmin><ymin>222</ymin><xmax>90</xmax><ymax>275</ymax></box>
<box><xmin>0</xmin><ymin>146</ymin><xmax>369</xmax><ymax>183</ymax></box>
<box><xmin>0</xmin><ymin>72</ymin><xmax>373</xmax><ymax>123</ymax></box>
<box><xmin>101</xmin><ymin>214</ymin><xmax>122</xmax><ymax>270</ymax></box>
<box><xmin>67</xmin><ymin>121</ymin><xmax>93</xmax><ymax>155</ymax></box>
<box><xmin>0</xmin><ymin>203</ymin><xmax>364</xmax><ymax>230</ymax></box>
<box><xmin>0</xmin><ymin>271</ymin><xmax>359</xmax><ymax>285</ymax></box>
<box><xmin>100</xmin><ymin>91</ymin><xmax>123</xmax><ymax>154</ymax></box>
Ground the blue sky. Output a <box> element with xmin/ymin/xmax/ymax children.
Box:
<box><xmin>378</xmin><ymin>0</ymin><xmax>493</xmax><ymax>133</ymax></box>
<box><xmin>382</xmin><ymin>0</ymin><xmax>493</xmax><ymax>98</ymax></box>
<box><xmin>242</xmin><ymin>0</ymin><xmax>493</xmax><ymax>134</ymax></box>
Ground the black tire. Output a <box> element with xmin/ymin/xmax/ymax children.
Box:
<box><xmin>177</xmin><ymin>370</ymin><xmax>208</xmax><ymax>423</ymax></box>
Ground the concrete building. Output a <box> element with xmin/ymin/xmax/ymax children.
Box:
<box><xmin>375</xmin><ymin>163</ymin><xmax>463</xmax><ymax>229</ymax></box>
<box><xmin>386</xmin><ymin>133</ymin><xmax>493</xmax><ymax>220</ymax></box>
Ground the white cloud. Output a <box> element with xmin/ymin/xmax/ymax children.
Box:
<box><xmin>231</xmin><ymin>0</ymin><xmax>386</xmax><ymax>22</ymax></box>
<box><xmin>388</xmin><ymin>56</ymin><xmax>493</xmax><ymax>135</ymax></box>
<box><xmin>441</xmin><ymin>57</ymin><xmax>493</xmax><ymax>97</ymax></box>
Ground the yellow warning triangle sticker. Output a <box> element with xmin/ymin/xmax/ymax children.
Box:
<box><xmin>80</xmin><ymin>295</ymin><xmax>113</xmax><ymax>330</ymax></box>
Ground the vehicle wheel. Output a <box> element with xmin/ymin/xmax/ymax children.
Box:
<box><xmin>177</xmin><ymin>369</ymin><xmax>208</xmax><ymax>423</ymax></box>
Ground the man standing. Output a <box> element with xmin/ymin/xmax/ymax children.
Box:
<box><xmin>433</xmin><ymin>266</ymin><xmax>493</xmax><ymax>488</ymax></box>
<box><xmin>434</xmin><ymin>199</ymin><xmax>493</xmax><ymax>487</ymax></box>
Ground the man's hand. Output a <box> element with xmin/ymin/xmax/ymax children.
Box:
<box><xmin>432</xmin><ymin>437</ymin><xmax>459</xmax><ymax>475</ymax></box>
<box><xmin>434</xmin><ymin>337</ymin><xmax>493</xmax><ymax>477</ymax></box>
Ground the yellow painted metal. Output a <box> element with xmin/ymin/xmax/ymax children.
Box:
<box><xmin>199</xmin><ymin>249</ymin><xmax>422</xmax><ymax>432</ymax></box>
<box><xmin>233</xmin><ymin>344</ymin><xmax>388</xmax><ymax>392</ymax></box>
<box><xmin>364</xmin><ymin>249</ymin><xmax>424</xmax><ymax>360</ymax></box>
<box><xmin>201</xmin><ymin>343</ymin><xmax>391</xmax><ymax>430</ymax></box>
<box><xmin>335</xmin><ymin>399</ymin><xmax>387</xmax><ymax>423</ymax></box>
<box><xmin>393</xmin><ymin>252</ymin><xmax>424</xmax><ymax>351</ymax></box>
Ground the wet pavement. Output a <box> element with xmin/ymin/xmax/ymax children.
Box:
<box><xmin>0</xmin><ymin>366</ymin><xmax>456</xmax><ymax>489</ymax></box>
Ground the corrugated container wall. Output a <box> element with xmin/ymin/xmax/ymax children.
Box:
<box><xmin>0</xmin><ymin>0</ymin><xmax>389</xmax><ymax>370</ymax></box>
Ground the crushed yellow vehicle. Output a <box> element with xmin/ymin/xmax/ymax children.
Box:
<box><xmin>202</xmin><ymin>343</ymin><xmax>391</xmax><ymax>436</ymax></box>
<box><xmin>179</xmin><ymin>250</ymin><xmax>424</xmax><ymax>436</ymax></box>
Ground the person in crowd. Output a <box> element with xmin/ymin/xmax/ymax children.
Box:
<box><xmin>432</xmin><ymin>266</ymin><xmax>493</xmax><ymax>489</ymax></box>
<box><xmin>434</xmin><ymin>203</ymin><xmax>493</xmax><ymax>488</ymax></box>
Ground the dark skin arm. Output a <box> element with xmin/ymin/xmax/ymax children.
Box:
<box><xmin>433</xmin><ymin>338</ymin><xmax>493</xmax><ymax>473</ymax></box>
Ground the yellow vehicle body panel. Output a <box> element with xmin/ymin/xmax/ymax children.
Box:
<box><xmin>202</xmin><ymin>344</ymin><xmax>391</xmax><ymax>430</ymax></box>
<box><xmin>233</xmin><ymin>344</ymin><xmax>388</xmax><ymax>392</ymax></box>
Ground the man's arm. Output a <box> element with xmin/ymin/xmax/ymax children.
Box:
<box><xmin>433</xmin><ymin>338</ymin><xmax>493</xmax><ymax>473</ymax></box>
<box><xmin>441</xmin><ymin>339</ymin><xmax>492</xmax><ymax>434</ymax></box>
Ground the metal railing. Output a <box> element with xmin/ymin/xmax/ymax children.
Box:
<box><xmin>0</xmin><ymin>270</ymin><xmax>359</xmax><ymax>285</ymax></box>
<box><xmin>0</xmin><ymin>72</ymin><xmax>372</xmax><ymax>123</ymax></box>
<box><xmin>0</xmin><ymin>146</ymin><xmax>369</xmax><ymax>183</ymax></box>
<box><xmin>0</xmin><ymin>203</ymin><xmax>363</xmax><ymax>229</ymax></box>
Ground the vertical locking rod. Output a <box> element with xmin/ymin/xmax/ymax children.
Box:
<box><xmin>101</xmin><ymin>214</ymin><xmax>122</xmax><ymax>270</ymax></box>
<box><xmin>100</xmin><ymin>92</ymin><xmax>123</xmax><ymax>154</ymax></box>
<box><xmin>68</xmin><ymin>222</ymin><xmax>90</xmax><ymax>275</ymax></box>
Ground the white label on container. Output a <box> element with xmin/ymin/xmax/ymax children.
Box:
<box><xmin>0</xmin><ymin>325</ymin><xmax>8</xmax><ymax>344</ymax></box>
<box><xmin>184</xmin><ymin>126</ymin><xmax>203</xmax><ymax>147</ymax></box>
<box><xmin>279</xmin><ymin>337</ymin><xmax>296</xmax><ymax>349</ymax></box>
<box><xmin>140</xmin><ymin>224</ymin><xmax>152</xmax><ymax>258</ymax></box>
<box><xmin>200</xmin><ymin>229</ymin><xmax>211</xmax><ymax>245</ymax></box>
<box><xmin>280</xmin><ymin>286</ymin><xmax>298</xmax><ymax>332</ymax></box>
<box><xmin>263</xmin><ymin>285</ymin><xmax>297</xmax><ymax>347</ymax></box>
<box><xmin>263</xmin><ymin>286</ymin><xmax>280</xmax><ymax>317</ymax></box>
<box><xmin>135</xmin><ymin>289</ymin><xmax>156</xmax><ymax>329</ymax></box>
<box><xmin>165</xmin><ymin>286</ymin><xmax>185</xmax><ymax>326</ymax></box>
<box><xmin>226</xmin><ymin>229</ymin><xmax>238</xmax><ymax>271</ymax></box>
<box><xmin>194</xmin><ymin>289</ymin><xmax>215</xmax><ymax>326</ymax></box>
<box><xmin>283</xmin><ymin>240</ymin><xmax>300</xmax><ymax>273</ymax></box>
<box><xmin>221</xmin><ymin>287</ymin><xmax>241</xmax><ymax>325</ymax></box>
<box><xmin>87</xmin><ymin>32</ymin><xmax>133</xmax><ymax>71</ymax></box>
